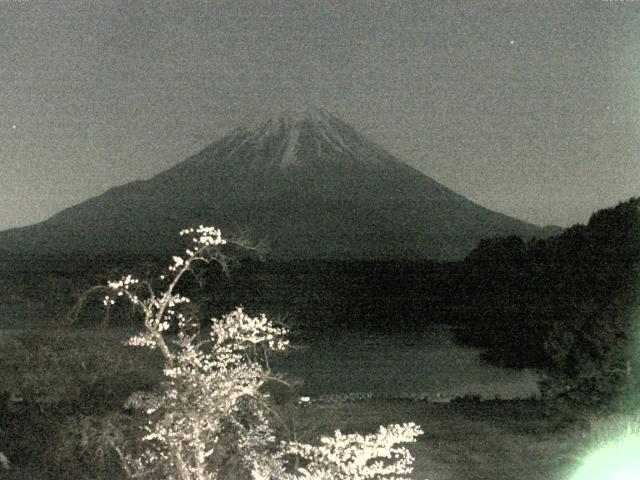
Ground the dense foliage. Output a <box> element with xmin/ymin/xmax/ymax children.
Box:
<box><xmin>101</xmin><ymin>226</ymin><xmax>423</xmax><ymax>479</ymax></box>
<box><xmin>454</xmin><ymin>197</ymin><xmax>640</xmax><ymax>406</ymax></box>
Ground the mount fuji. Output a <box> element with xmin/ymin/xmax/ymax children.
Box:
<box><xmin>0</xmin><ymin>108</ymin><xmax>555</xmax><ymax>260</ymax></box>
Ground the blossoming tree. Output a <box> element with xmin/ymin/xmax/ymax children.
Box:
<box><xmin>103</xmin><ymin>226</ymin><xmax>423</xmax><ymax>479</ymax></box>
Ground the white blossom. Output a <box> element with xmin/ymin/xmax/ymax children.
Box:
<box><xmin>126</xmin><ymin>332</ymin><xmax>157</xmax><ymax>349</ymax></box>
<box><xmin>102</xmin><ymin>226</ymin><xmax>423</xmax><ymax>480</ymax></box>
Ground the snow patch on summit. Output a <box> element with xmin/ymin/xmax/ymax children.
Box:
<box><xmin>314</xmin><ymin>118</ymin><xmax>353</xmax><ymax>156</ymax></box>
<box><xmin>281</xmin><ymin>119</ymin><xmax>302</xmax><ymax>167</ymax></box>
<box><xmin>224</xmin><ymin>107</ymin><xmax>402</xmax><ymax>170</ymax></box>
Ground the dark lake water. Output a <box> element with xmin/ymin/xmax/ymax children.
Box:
<box><xmin>272</xmin><ymin>325</ymin><xmax>540</xmax><ymax>400</ymax></box>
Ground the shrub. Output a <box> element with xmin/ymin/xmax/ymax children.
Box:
<box><xmin>102</xmin><ymin>226</ymin><xmax>423</xmax><ymax>479</ymax></box>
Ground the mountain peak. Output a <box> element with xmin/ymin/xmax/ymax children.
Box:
<box><xmin>240</xmin><ymin>105</ymin><xmax>330</xmax><ymax>128</ymax></box>
<box><xmin>226</xmin><ymin>107</ymin><xmax>395</xmax><ymax>169</ymax></box>
<box><xmin>236</xmin><ymin>106</ymin><xmax>338</xmax><ymax>139</ymax></box>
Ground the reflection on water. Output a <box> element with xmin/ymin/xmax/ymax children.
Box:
<box><xmin>272</xmin><ymin>325</ymin><xmax>540</xmax><ymax>400</ymax></box>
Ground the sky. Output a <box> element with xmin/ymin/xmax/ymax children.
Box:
<box><xmin>1</xmin><ymin>0</ymin><xmax>639</xmax><ymax>231</ymax></box>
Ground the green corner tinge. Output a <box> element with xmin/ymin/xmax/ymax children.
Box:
<box><xmin>571</xmin><ymin>434</ymin><xmax>640</xmax><ymax>480</ymax></box>
<box><xmin>571</xmin><ymin>267</ymin><xmax>640</xmax><ymax>480</ymax></box>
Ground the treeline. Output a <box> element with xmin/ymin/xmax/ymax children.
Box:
<box><xmin>453</xmin><ymin>197</ymin><xmax>640</xmax><ymax>405</ymax></box>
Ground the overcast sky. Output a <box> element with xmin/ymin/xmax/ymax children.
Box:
<box><xmin>1</xmin><ymin>0</ymin><xmax>639</xmax><ymax>231</ymax></box>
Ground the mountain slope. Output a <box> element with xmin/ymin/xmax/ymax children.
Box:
<box><xmin>0</xmin><ymin>108</ymin><xmax>551</xmax><ymax>260</ymax></box>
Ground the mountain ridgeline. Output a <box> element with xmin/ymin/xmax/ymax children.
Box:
<box><xmin>0</xmin><ymin>108</ymin><xmax>555</xmax><ymax>260</ymax></box>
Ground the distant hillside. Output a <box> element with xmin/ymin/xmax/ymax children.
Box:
<box><xmin>0</xmin><ymin>108</ymin><xmax>553</xmax><ymax>261</ymax></box>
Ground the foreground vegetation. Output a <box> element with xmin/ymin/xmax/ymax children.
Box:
<box><xmin>3</xmin><ymin>227</ymin><xmax>426</xmax><ymax>479</ymax></box>
<box><xmin>0</xmin><ymin>325</ymin><xmax>622</xmax><ymax>479</ymax></box>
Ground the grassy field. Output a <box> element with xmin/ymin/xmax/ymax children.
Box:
<box><xmin>299</xmin><ymin>399</ymin><xmax>589</xmax><ymax>480</ymax></box>
<box><xmin>0</xmin><ymin>324</ymin><xmax>610</xmax><ymax>479</ymax></box>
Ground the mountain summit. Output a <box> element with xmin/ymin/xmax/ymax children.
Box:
<box><xmin>192</xmin><ymin>107</ymin><xmax>402</xmax><ymax>171</ymax></box>
<box><xmin>0</xmin><ymin>108</ymin><xmax>551</xmax><ymax>260</ymax></box>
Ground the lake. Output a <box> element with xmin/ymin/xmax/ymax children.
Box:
<box><xmin>272</xmin><ymin>324</ymin><xmax>541</xmax><ymax>400</ymax></box>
